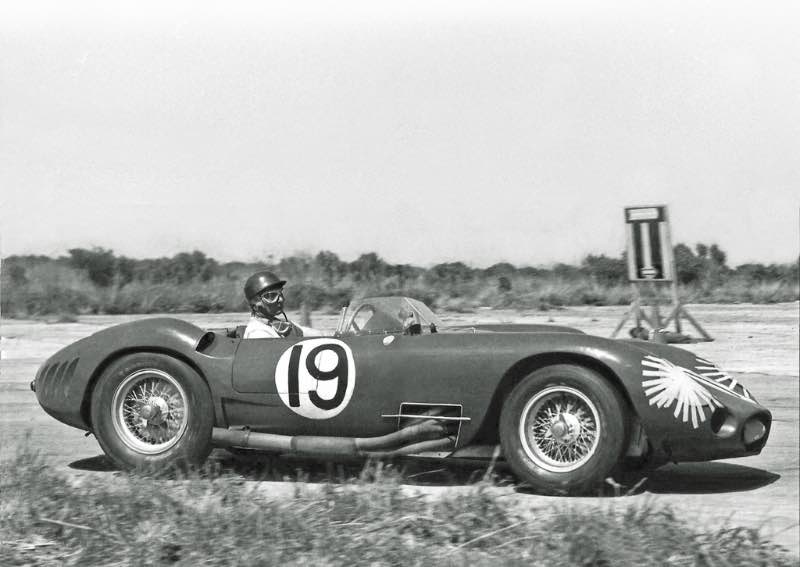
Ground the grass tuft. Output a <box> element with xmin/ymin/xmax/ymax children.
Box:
<box><xmin>1</xmin><ymin>447</ymin><xmax>795</xmax><ymax>566</ymax></box>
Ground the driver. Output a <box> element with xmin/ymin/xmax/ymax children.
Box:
<box><xmin>243</xmin><ymin>271</ymin><xmax>322</xmax><ymax>338</ymax></box>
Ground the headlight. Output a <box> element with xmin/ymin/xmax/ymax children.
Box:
<box><xmin>743</xmin><ymin>417</ymin><xmax>767</xmax><ymax>445</ymax></box>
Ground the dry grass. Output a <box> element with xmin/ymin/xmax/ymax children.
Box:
<box><xmin>1</xmin><ymin>447</ymin><xmax>795</xmax><ymax>566</ymax></box>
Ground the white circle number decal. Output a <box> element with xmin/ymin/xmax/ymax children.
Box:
<box><xmin>275</xmin><ymin>338</ymin><xmax>356</xmax><ymax>419</ymax></box>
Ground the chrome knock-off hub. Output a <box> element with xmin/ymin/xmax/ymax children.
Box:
<box><xmin>548</xmin><ymin>412</ymin><xmax>581</xmax><ymax>444</ymax></box>
<box><xmin>139</xmin><ymin>396</ymin><xmax>170</xmax><ymax>425</ymax></box>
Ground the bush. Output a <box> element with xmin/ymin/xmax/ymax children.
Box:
<box><xmin>1</xmin><ymin>263</ymin><xmax>99</xmax><ymax>316</ymax></box>
<box><xmin>284</xmin><ymin>284</ymin><xmax>327</xmax><ymax>310</ymax></box>
<box><xmin>68</xmin><ymin>247</ymin><xmax>117</xmax><ymax>287</ymax></box>
<box><xmin>582</xmin><ymin>254</ymin><xmax>627</xmax><ymax>286</ymax></box>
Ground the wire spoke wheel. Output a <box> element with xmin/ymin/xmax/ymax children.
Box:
<box><xmin>519</xmin><ymin>386</ymin><xmax>601</xmax><ymax>473</ymax></box>
<box><xmin>111</xmin><ymin>368</ymin><xmax>189</xmax><ymax>455</ymax></box>
<box><xmin>92</xmin><ymin>353</ymin><xmax>213</xmax><ymax>471</ymax></box>
<box><xmin>500</xmin><ymin>365</ymin><xmax>627</xmax><ymax>494</ymax></box>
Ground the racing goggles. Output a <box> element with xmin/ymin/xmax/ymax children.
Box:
<box><xmin>259</xmin><ymin>290</ymin><xmax>284</xmax><ymax>304</ymax></box>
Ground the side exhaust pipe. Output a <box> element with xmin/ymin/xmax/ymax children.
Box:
<box><xmin>212</xmin><ymin>420</ymin><xmax>453</xmax><ymax>457</ymax></box>
<box><xmin>365</xmin><ymin>436</ymin><xmax>456</xmax><ymax>458</ymax></box>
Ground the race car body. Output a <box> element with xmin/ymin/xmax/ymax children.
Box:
<box><xmin>33</xmin><ymin>296</ymin><xmax>771</xmax><ymax>494</ymax></box>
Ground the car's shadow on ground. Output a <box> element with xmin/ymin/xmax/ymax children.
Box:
<box><xmin>210</xmin><ymin>451</ymin><xmax>512</xmax><ymax>486</ymax></box>
<box><xmin>66</xmin><ymin>451</ymin><xmax>506</xmax><ymax>486</ymax></box>
<box><xmin>638</xmin><ymin>462</ymin><xmax>780</xmax><ymax>494</ymax></box>
<box><xmin>513</xmin><ymin>462</ymin><xmax>780</xmax><ymax>497</ymax></box>
<box><xmin>68</xmin><ymin>455</ymin><xmax>118</xmax><ymax>472</ymax></box>
<box><xmin>68</xmin><ymin>452</ymin><xmax>779</xmax><ymax>497</ymax></box>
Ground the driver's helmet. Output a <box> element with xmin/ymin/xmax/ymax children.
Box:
<box><xmin>244</xmin><ymin>271</ymin><xmax>286</xmax><ymax>304</ymax></box>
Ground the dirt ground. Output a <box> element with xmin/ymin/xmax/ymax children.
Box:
<box><xmin>2</xmin><ymin>303</ymin><xmax>798</xmax><ymax>555</ymax></box>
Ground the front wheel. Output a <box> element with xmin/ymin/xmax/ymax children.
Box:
<box><xmin>499</xmin><ymin>364</ymin><xmax>627</xmax><ymax>494</ymax></box>
<box><xmin>90</xmin><ymin>353</ymin><xmax>214</xmax><ymax>471</ymax></box>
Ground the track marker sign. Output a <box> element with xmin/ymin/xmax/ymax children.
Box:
<box><xmin>625</xmin><ymin>205</ymin><xmax>674</xmax><ymax>281</ymax></box>
<box><xmin>613</xmin><ymin>204</ymin><xmax>713</xmax><ymax>342</ymax></box>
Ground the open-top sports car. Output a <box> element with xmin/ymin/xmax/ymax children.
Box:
<box><xmin>32</xmin><ymin>296</ymin><xmax>771</xmax><ymax>494</ymax></box>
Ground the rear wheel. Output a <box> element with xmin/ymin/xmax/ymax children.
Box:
<box><xmin>90</xmin><ymin>353</ymin><xmax>214</xmax><ymax>471</ymax></box>
<box><xmin>499</xmin><ymin>364</ymin><xmax>627</xmax><ymax>494</ymax></box>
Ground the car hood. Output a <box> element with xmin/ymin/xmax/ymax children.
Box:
<box><xmin>617</xmin><ymin>338</ymin><xmax>758</xmax><ymax>403</ymax></box>
<box><xmin>444</xmin><ymin>323</ymin><xmax>584</xmax><ymax>334</ymax></box>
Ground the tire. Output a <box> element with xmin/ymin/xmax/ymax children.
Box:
<box><xmin>499</xmin><ymin>364</ymin><xmax>627</xmax><ymax>495</ymax></box>
<box><xmin>90</xmin><ymin>353</ymin><xmax>214</xmax><ymax>472</ymax></box>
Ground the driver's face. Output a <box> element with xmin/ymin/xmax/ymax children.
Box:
<box><xmin>253</xmin><ymin>288</ymin><xmax>284</xmax><ymax>317</ymax></box>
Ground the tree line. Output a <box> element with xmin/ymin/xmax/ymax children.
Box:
<box><xmin>2</xmin><ymin>245</ymin><xmax>797</xmax><ymax>317</ymax></box>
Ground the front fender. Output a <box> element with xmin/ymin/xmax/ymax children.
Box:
<box><xmin>615</xmin><ymin>339</ymin><xmax>771</xmax><ymax>462</ymax></box>
<box><xmin>465</xmin><ymin>333</ymin><xmax>769</xmax><ymax>464</ymax></box>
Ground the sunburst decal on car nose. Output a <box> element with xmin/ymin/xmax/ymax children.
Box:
<box><xmin>693</xmin><ymin>357</ymin><xmax>753</xmax><ymax>401</ymax></box>
<box><xmin>642</xmin><ymin>355</ymin><xmax>723</xmax><ymax>428</ymax></box>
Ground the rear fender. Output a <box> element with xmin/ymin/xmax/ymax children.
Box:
<box><xmin>36</xmin><ymin>318</ymin><xmax>231</xmax><ymax>431</ymax></box>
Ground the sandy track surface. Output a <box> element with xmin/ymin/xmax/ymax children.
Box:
<box><xmin>2</xmin><ymin>304</ymin><xmax>798</xmax><ymax>555</ymax></box>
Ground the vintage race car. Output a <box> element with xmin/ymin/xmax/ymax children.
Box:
<box><xmin>32</xmin><ymin>296</ymin><xmax>771</xmax><ymax>494</ymax></box>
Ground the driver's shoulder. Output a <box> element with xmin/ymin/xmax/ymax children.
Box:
<box><xmin>244</xmin><ymin>317</ymin><xmax>279</xmax><ymax>339</ymax></box>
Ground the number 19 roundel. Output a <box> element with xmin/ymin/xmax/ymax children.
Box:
<box><xmin>275</xmin><ymin>338</ymin><xmax>356</xmax><ymax>419</ymax></box>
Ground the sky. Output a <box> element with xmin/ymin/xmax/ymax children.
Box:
<box><xmin>1</xmin><ymin>1</ymin><xmax>798</xmax><ymax>268</ymax></box>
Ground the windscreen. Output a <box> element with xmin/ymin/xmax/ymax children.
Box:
<box><xmin>336</xmin><ymin>296</ymin><xmax>442</xmax><ymax>335</ymax></box>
